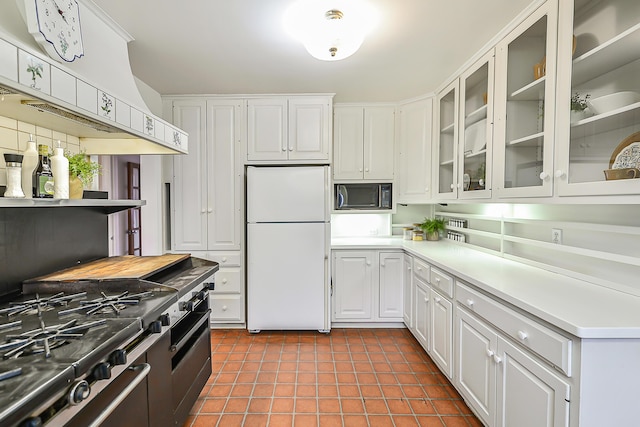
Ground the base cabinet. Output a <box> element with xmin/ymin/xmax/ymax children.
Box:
<box><xmin>456</xmin><ymin>307</ymin><xmax>570</xmax><ymax>427</ymax></box>
<box><xmin>332</xmin><ymin>250</ymin><xmax>403</xmax><ymax>323</ymax></box>
<box><xmin>402</xmin><ymin>255</ymin><xmax>413</xmax><ymax>328</ymax></box>
<box><xmin>430</xmin><ymin>289</ymin><xmax>453</xmax><ymax>378</ymax></box>
<box><xmin>413</xmin><ymin>277</ymin><xmax>431</xmax><ymax>349</ymax></box>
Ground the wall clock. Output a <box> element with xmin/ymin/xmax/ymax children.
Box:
<box><xmin>22</xmin><ymin>0</ymin><xmax>84</xmax><ymax>62</ymax></box>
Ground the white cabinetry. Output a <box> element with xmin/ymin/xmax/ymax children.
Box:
<box><xmin>434</xmin><ymin>80</ymin><xmax>460</xmax><ymax>199</ymax></box>
<box><xmin>455</xmin><ymin>281</ymin><xmax>570</xmax><ymax>427</ymax></box>
<box><xmin>332</xmin><ymin>250</ymin><xmax>403</xmax><ymax>323</ymax></box>
<box><xmin>493</xmin><ymin>1</ymin><xmax>558</xmax><ymax>198</ymax></box>
<box><xmin>171</xmin><ymin>99</ymin><xmax>242</xmax><ymax>252</ymax></box>
<box><xmin>332</xmin><ymin>250</ymin><xmax>373</xmax><ymax>320</ymax></box>
<box><xmin>170</xmin><ymin>98</ymin><xmax>244</xmax><ymax>325</ymax></box>
<box><xmin>430</xmin><ymin>288</ymin><xmax>453</xmax><ymax>378</ymax></box>
<box><xmin>397</xmin><ymin>98</ymin><xmax>433</xmax><ymax>203</ymax></box>
<box><xmin>333</xmin><ymin>105</ymin><xmax>395</xmax><ymax>180</ymax></box>
<box><xmin>378</xmin><ymin>252</ymin><xmax>403</xmax><ymax>318</ymax></box>
<box><xmin>555</xmin><ymin>0</ymin><xmax>640</xmax><ymax>197</ymax></box>
<box><xmin>402</xmin><ymin>254</ymin><xmax>413</xmax><ymax>328</ymax></box>
<box><xmin>413</xmin><ymin>277</ymin><xmax>430</xmax><ymax>349</ymax></box>
<box><xmin>247</xmin><ymin>96</ymin><xmax>331</xmax><ymax>163</ymax></box>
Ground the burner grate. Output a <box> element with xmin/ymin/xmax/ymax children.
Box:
<box><xmin>0</xmin><ymin>292</ymin><xmax>87</xmax><ymax>317</ymax></box>
<box><xmin>59</xmin><ymin>291</ymin><xmax>152</xmax><ymax>316</ymax></box>
<box><xmin>0</xmin><ymin>318</ymin><xmax>106</xmax><ymax>359</ymax></box>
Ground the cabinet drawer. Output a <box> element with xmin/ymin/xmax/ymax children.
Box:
<box><xmin>430</xmin><ymin>267</ymin><xmax>453</xmax><ymax>298</ymax></box>
<box><xmin>413</xmin><ymin>258</ymin><xmax>431</xmax><ymax>283</ymax></box>
<box><xmin>211</xmin><ymin>267</ymin><xmax>241</xmax><ymax>294</ymax></box>
<box><xmin>456</xmin><ymin>282</ymin><xmax>572</xmax><ymax>376</ymax></box>
<box><xmin>210</xmin><ymin>295</ymin><xmax>243</xmax><ymax>322</ymax></box>
<box><xmin>206</xmin><ymin>251</ymin><xmax>241</xmax><ymax>267</ymax></box>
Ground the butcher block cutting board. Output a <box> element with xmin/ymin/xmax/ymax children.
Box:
<box><xmin>28</xmin><ymin>254</ymin><xmax>190</xmax><ymax>282</ymax></box>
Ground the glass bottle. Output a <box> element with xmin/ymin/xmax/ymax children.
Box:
<box><xmin>4</xmin><ymin>153</ymin><xmax>25</xmax><ymax>198</ymax></box>
<box><xmin>33</xmin><ymin>144</ymin><xmax>54</xmax><ymax>198</ymax></box>
<box><xmin>50</xmin><ymin>141</ymin><xmax>69</xmax><ymax>199</ymax></box>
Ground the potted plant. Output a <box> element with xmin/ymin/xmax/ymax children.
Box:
<box><xmin>570</xmin><ymin>92</ymin><xmax>591</xmax><ymax>122</ymax></box>
<box><xmin>419</xmin><ymin>217</ymin><xmax>446</xmax><ymax>241</ymax></box>
<box><xmin>65</xmin><ymin>150</ymin><xmax>101</xmax><ymax>199</ymax></box>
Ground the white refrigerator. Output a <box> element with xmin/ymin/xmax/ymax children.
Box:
<box><xmin>246</xmin><ymin>166</ymin><xmax>331</xmax><ymax>333</ymax></box>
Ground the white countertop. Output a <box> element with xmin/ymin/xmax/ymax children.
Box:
<box><xmin>332</xmin><ymin>237</ymin><xmax>640</xmax><ymax>339</ymax></box>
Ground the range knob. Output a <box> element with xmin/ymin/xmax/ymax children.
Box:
<box><xmin>92</xmin><ymin>362</ymin><xmax>111</xmax><ymax>381</ymax></box>
<box><xmin>68</xmin><ymin>380</ymin><xmax>91</xmax><ymax>405</ymax></box>
<box><xmin>109</xmin><ymin>349</ymin><xmax>127</xmax><ymax>366</ymax></box>
<box><xmin>19</xmin><ymin>417</ymin><xmax>42</xmax><ymax>427</ymax></box>
<box><xmin>203</xmin><ymin>282</ymin><xmax>215</xmax><ymax>291</ymax></box>
<box><xmin>181</xmin><ymin>301</ymin><xmax>195</xmax><ymax>312</ymax></box>
<box><xmin>160</xmin><ymin>313</ymin><xmax>170</xmax><ymax>326</ymax></box>
<box><xmin>194</xmin><ymin>290</ymin><xmax>207</xmax><ymax>301</ymax></box>
<box><xmin>149</xmin><ymin>320</ymin><xmax>162</xmax><ymax>334</ymax></box>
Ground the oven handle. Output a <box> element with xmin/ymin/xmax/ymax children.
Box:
<box><xmin>87</xmin><ymin>363</ymin><xmax>151</xmax><ymax>427</ymax></box>
<box><xmin>171</xmin><ymin>309</ymin><xmax>211</xmax><ymax>354</ymax></box>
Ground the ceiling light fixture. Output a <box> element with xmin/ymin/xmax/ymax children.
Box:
<box><xmin>283</xmin><ymin>0</ymin><xmax>378</xmax><ymax>61</ymax></box>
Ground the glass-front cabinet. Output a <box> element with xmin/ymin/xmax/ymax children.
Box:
<box><xmin>458</xmin><ymin>51</ymin><xmax>495</xmax><ymax>200</ymax></box>
<box><xmin>434</xmin><ymin>80</ymin><xmax>459</xmax><ymax>199</ymax></box>
<box><xmin>555</xmin><ymin>0</ymin><xmax>640</xmax><ymax>196</ymax></box>
<box><xmin>493</xmin><ymin>2</ymin><xmax>558</xmax><ymax>198</ymax></box>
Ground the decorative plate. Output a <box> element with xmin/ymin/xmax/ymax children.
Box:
<box><xmin>609</xmin><ymin>131</ymin><xmax>640</xmax><ymax>169</ymax></box>
<box><xmin>464</xmin><ymin>119</ymin><xmax>487</xmax><ymax>154</ymax></box>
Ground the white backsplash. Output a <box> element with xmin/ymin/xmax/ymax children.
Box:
<box><xmin>331</xmin><ymin>213</ymin><xmax>392</xmax><ymax>238</ymax></box>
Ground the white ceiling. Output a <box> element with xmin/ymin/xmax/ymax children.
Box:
<box><xmin>91</xmin><ymin>0</ymin><xmax>534</xmax><ymax>103</ymax></box>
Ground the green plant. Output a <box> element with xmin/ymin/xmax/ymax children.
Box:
<box><xmin>64</xmin><ymin>150</ymin><xmax>101</xmax><ymax>186</ymax></box>
<box><xmin>570</xmin><ymin>92</ymin><xmax>590</xmax><ymax>111</ymax></box>
<box><xmin>419</xmin><ymin>217</ymin><xmax>446</xmax><ymax>235</ymax></box>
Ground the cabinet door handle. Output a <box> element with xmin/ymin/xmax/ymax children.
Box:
<box><xmin>407</xmin><ymin>267</ymin><xmax>412</xmax><ymax>271</ymax></box>
<box><xmin>435</xmin><ymin>278</ymin><xmax>441</xmax><ymax>284</ymax></box>
<box><xmin>222</xmin><ymin>278</ymin><xmax>228</xmax><ymax>284</ymax></box>
<box><xmin>493</xmin><ymin>354</ymin><xmax>502</xmax><ymax>364</ymax></box>
<box><xmin>201</xmin><ymin>209</ymin><xmax>206</xmax><ymax>214</ymax></box>
<box><xmin>450</xmin><ymin>184</ymin><xmax>455</xmax><ymax>190</ymax></box>
<box><xmin>424</xmin><ymin>297</ymin><xmax>429</xmax><ymax>302</ymax></box>
<box><xmin>554</xmin><ymin>170</ymin><xmax>566</xmax><ymax>179</ymax></box>
<box><xmin>366</xmin><ymin>261</ymin><xmax>371</xmax><ymax>266</ymax></box>
<box><xmin>539</xmin><ymin>171</ymin><xmax>550</xmax><ymax>181</ymax></box>
<box><xmin>289</xmin><ymin>146</ymin><xmax>293</xmax><ymax>151</ymax></box>
<box><xmin>435</xmin><ymin>297</ymin><xmax>441</xmax><ymax>303</ymax></box>
<box><xmin>365</xmin><ymin>168</ymin><xmax>369</xmax><ymax>172</ymax></box>
<box><xmin>517</xmin><ymin>330</ymin><xmax>528</xmax><ymax>341</ymax></box>
<box><xmin>466</xmin><ymin>299</ymin><xmax>474</xmax><ymax>308</ymax></box>
<box><xmin>207</xmin><ymin>208</ymin><xmax>213</xmax><ymax>213</ymax></box>
<box><xmin>486</xmin><ymin>349</ymin><xmax>494</xmax><ymax>358</ymax></box>
<box><xmin>222</xmin><ymin>305</ymin><xmax>228</xmax><ymax>311</ymax></box>
<box><xmin>381</xmin><ymin>262</ymin><xmax>385</xmax><ymax>267</ymax></box>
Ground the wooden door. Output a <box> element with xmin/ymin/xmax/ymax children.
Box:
<box><xmin>127</xmin><ymin>162</ymin><xmax>141</xmax><ymax>255</ymax></box>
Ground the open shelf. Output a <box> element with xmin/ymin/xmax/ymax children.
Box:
<box><xmin>441</xmin><ymin>122</ymin><xmax>455</xmax><ymax>134</ymax></box>
<box><xmin>0</xmin><ymin>198</ymin><xmax>144</xmax><ymax>214</ymax></box>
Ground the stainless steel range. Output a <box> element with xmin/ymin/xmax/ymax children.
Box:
<box><xmin>0</xmin><ymin>255</ymin><xmax>218</xmax><ymax>427</ymax></box>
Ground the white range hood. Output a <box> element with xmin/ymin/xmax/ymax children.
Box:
<box><xmin>0</xmin><ymin>0</ymin><xmax>187</xmax><ymax>155</ymax></box>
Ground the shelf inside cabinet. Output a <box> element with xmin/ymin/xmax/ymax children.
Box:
<box><xmin>508</xmin><ymin>131</ymin><xmax>544</xmax><ymax>147</ymax></box>
<box><xmin>440</xmin><ymin>158</ymin><xmax>455</xmax><ymax>166</ymax></box>
<box><xmin>464</xmin><ymin>149</ymin><xmax>487</xmax><ymax>158</ymax></box>
<box><xmin>570</xmin><ymin>102</ymin><xmax>640</xmax><ymax>138</ymax></box>
<box><xmin>572</xmin><ymin>22</ymin><xmax>640</xmax><ymax>86</ymax></box>
<box><xmin>510</xmin><ymin>76</ymin><xmax>546</xmax><ymax>101</ymax></box>
<box><xmin>465</xmin><ymin>105</ymin><xmax>488</xmax><ymax>126</ymax></box>
<box><xmin>441</xmin><ymin>122</ymin><xmax>455</xmax><ymax>134</ymax></box>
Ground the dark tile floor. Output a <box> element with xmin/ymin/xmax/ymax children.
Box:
<box><xmin>183</xmin><ymin>328</ymin><xmax>482</xmax><ymax>427</ymax></box>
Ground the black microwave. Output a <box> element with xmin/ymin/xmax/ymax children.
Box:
<box><xmin>334</xmin><ymin>183</ymin><xmax>392</xmax><ymax>210</ymax></box>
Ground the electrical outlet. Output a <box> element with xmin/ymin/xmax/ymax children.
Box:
<box><xmin>551</xmin><ymin>228</ymin><xmax>562</xmax><ymax>245</ymax></box>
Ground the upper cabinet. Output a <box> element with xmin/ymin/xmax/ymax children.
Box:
<box><xmin>333</xmin><ymin>105</ymin><xmax>395</xmax><ymax>181</ymax></box>
<box><xmin>493</xmin><ymin>2</ymin><xmax>558</xmax><ymax>198</ymax></box>
<box><xmin>434</xmin><ymin>80</ymin><xmax>460</xmax><ymax>199</ymax></box>
<box><xmin>247</xmin><ymin>96</ymin><xmax>332</xmax><ymax>163</ymax></box>
<box><xmin>458</xmin><ymin>51</ymin><xmax>495</xmax><ymax>200</ymax></box>
<box><xmin>555</xmin><ymin>0</ymin><xmax>640</xmax><ymax>197</ymax></box>
<box><xmin>397</xmin><ymin>98</ymin><xmax>433</xmax><ymax>203</ymax></box>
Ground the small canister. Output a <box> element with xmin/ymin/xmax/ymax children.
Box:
<box><xmin>4</xmin><ymin>153</ymin><xmax>25</xmax><ymax>198</ymax></box>
<box><xmin>403</xmin><ymin>227</ymin><xmax>413</xmax><ymax>240</ymax></box>
<box><xmin>412</xmin><ymin>230</ymin><xmax>424</xmax><ymax>241</ymax></box>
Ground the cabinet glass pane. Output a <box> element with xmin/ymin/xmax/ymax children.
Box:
<box><xmin>439</xmin><ymin>89</ymin><xmax>456</xmax><ymax>194</ymax></box>
<box><xmin>503</xmin><ymin>16</ymin><xmax>547</xmax><ymax>189</ymax></box>
<box><xmin>567</xmin><ymin>0</ymin><xmax>640</xmax><ymax>185</ymax></box>
<box><xmin>462</xmin><ymin>63</ymin><xmax>489</xmax><ymax>192</ymax></box>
